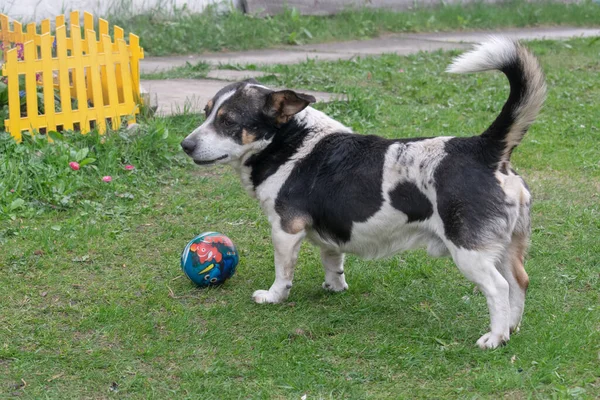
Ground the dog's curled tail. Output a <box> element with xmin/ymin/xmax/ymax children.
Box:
<box><xmin>446</xmin><ymin>37</ymin><xmax>546</xmax><ymax>163</ymax></box>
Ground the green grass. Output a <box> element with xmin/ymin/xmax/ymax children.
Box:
<box><xmin>1</xmin><ymin>38</ymin><xmax>599</xmax><ymax>398</ymax></box>
<box><xmin>111</xmin><ymin>1</ymin><xmax>600</xmax><ymax>56</ymax></box>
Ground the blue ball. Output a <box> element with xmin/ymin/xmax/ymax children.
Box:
<box><xmin>181</xmin><ymin>232</ymin><xmax>239</xmax><ymax>287</ymax></box>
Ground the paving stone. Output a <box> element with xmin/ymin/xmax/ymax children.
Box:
<box><xmin>141</xmin><ymin>50</ymin><xmax>353</xmax><ymax>74</ymax></box>
<box><xmin>409</xmin><ymin>27</ymin><xmax>600</xmax><ymax>43</ymax></box>
<box><xmin>205</xmin><ymin>69</ymin><xmax>279</xmax><ymax>81</ymax></box>
<box><xmin>294</xmin><ymin>37</ymin><xmax>470</xmax><ymax>55</ymax></box>
<box><xmin>140</xmin><ymin>79</ymin><xmax>346</xmax><ymax>116</ymax></box>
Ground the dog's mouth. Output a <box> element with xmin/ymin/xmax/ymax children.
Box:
<box><xmin>193</xmin><ymin>155</ymin><xmax>228</xmax><ymax>165</ymax></box>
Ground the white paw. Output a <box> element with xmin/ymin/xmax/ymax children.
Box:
<box><xmin>476</xmin><ymin>332</ymin><xmax>509</xmax><ymax>349</ymax></box>
<box><xmin>252</xmin><ymin>289</ymin><xmax>284</xmax><ymax>304</ymax></box>
<box><xmin>322</xmin><ymin>280</ymin><xmax>348</xmax><ymax>292</ymax></box>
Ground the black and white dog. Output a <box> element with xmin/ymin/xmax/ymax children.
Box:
<box><xmin>181</xmin><ymin>38</ymin><xmax>546</xmax><ymax>349</ymax></box>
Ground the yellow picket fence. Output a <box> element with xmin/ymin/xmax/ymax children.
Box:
<box><xmin>0</xmin><ymin>12</ymin><xmax>144</xmax><ymax>141</ymax></box>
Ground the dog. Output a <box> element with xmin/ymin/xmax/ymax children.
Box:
<box><xmin>181</xmin><ymin>37</ymin><xmax>546</xmax><ymax>349</ymax></box>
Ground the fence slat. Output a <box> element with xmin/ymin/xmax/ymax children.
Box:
<box><xmin>83</xmin><ymin>12</ymin><xmax>94</xmax><ymax>40</ymax></box>
<box><xmin>5</xmin><ymin>48</ymin><xmax>22</xmax><ymax>140</ymax></box>
<box><xmin>114</xmin><ymin>26</ymin><xmax>124</xmax><ymax>41</ymax></box>
<box><xmin>41</xmin><ymin>19</ymin><xmax>50</xmax><ymax>34</ymax></box>
<box><xmin>116</xmin><ymin>38</ymin><xmax>135</xmax><ymax>121</ymax></box>
<box><xmin>0</xmin><ymin>15</ymin><xmax>9</xmax><ymax>49</ymax></box>
<box><xmin>102</xmin><ymin>34</ymin><xmax>121</xmax><ymax>128</ymax></box>
<box><xmin>71</xmin><ymin>26</ymin><xmax>90</xmax><ymax>133</ymax></box>
<box><xmin>98</xmin><ymin>18</ymin><xmax>110</xmax><ymax>105</ymax></box>
<box><xmin>14</xmin><ymin>21</ymin><xmax>23</xmax><ymax>37</ymax></box>
<box><xmin>69</xmin><ymin>11</ymin><xmax>79</xmax><ymax>34</ymax></box>
<box><xmin>82</xmin><ymin>13</ymin><xmax>94</xmax><ymax>97</ymax></box>
<box><xmin>23</xmin><ymin>41</ymin><xmax>39</xmax><ymax>132</ymax></box>
<box><xmin>25</xmin><ymin>22</ymin><xmax>36</xmax><ymax>43</ymax></box>
<box><xmin>86</xmin><ymin>30</ymin><xmax>106</xmax><ymax>133</ymax></box>
<box><xmin>41</xmin><ymin>33</ymin><xmax>57</xmax><ymax>132</ymax></box>
<box><xmin>99</xmin><ymin>18</ymin><xmax>109</xmax><ymax>37</ymax></box>
<box><xmin>128</xmin><ymin>33</ymin><xmax>143</xmax><ymax>103</ymax></box>
<box><xmin>56</xmin><ymin>25</ymin><xmax>73</xmax><ymax>131</ymax></box>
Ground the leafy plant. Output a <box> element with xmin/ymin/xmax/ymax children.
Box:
<box><xmin>0</xmin><ymin>118</ymin><xmax>190</xmax><ymax>219</ymax></box>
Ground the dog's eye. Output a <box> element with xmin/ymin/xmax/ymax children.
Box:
<box><xmin>221</xmin><ymin>117</ymin><xmax>235</xmax><ymax>127</ymax></box>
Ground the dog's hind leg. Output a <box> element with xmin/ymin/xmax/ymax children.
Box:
<box><xmin>321</xmin><ymin>248</ymin><xmax>348</xmax><ymax>292</ymax></box>
<box><xmin>496</xmin><ymin>233</ymin><xmax>530</xmax><ymax>333</ymax></box>
<box><xmin>496</xmin><ymin>175</ymin><xmax>531</xmax><ymax>332</ymax></box>
<box><xmin>253</xmin><ymin>226</ymin><xmax>305</xmax><ymax>304</ymax></box>
<box><xmin>451</xmin><ymin>248</ymin><xmax>511</xmax><ymax>349</ymax></box>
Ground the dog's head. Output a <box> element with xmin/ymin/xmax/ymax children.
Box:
<box><xmin>181</xmin><ymin>79</ymin><xmax>316</xmax><ymax>165</ymax></box>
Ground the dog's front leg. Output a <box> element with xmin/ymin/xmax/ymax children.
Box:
<box><xmin>252</xmin><ymin>227</ymin><xmax>305</xmax><ymax>304</ymax></box>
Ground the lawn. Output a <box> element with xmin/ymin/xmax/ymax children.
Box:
<box><xmin>111</xmin><ymin>1</ymin><xmax>600</xmax><ymax>56</ymax></box>
<box><xmin>1</xmin><ymin>38</ymin><xmax>599</xmax><ymax>398</ymax></box>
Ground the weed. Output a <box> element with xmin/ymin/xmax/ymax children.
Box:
<box><xmin>0</xmin><ymin>116</ymin><xmax>197</xmax><ymax>219</ymax></box>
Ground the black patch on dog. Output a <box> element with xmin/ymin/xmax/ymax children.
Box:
<box><xmin>275</xmin><ymin>133</ymin><xmax>390</xmax><ymax>243</ymax></box>
<box><xmin>435</xmin><ymin>137</ymin><xmax>509</xmax><ymax>248</ymax></box>
<box><xmin>245</xmin><ymin>119</ymin><xmax>313</xmax><ymax>188</ymax></box>
<box><xmin>389</xmin><ymin>181</ymin><xmax>433</xmax><ymax>222</ymax></box>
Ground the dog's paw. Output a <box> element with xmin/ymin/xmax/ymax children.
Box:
<box><xmin>476</xmin><ymin>332</ymin><xmax>509</xmax><ymax>349</ymax></box>
<box><xmin>252</xmin><ymin>289</ymin><xmax>283</xmax><ymax>304</ymax></box>
<box><xmin>322</xmin><ymin>280</ymin><xmax>348</xmax><ymax>292</ymax></box>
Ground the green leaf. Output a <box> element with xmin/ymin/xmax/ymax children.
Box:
<box><xmin>0</xmin><ymin>81</ymin><xmax>8</xmax><ymax>105</ymax></box>
<box><xmin>37</xmin><ymin>92</ymin><xmax>45</xmax><ymax>114</ymax></box>
<box><xmin>51</xmin><ymin>225</ymin><xmax>61</xmax><ymax>231</ymax></box>
<box><xmin>9</xmin><ymin>198</ymin><xmax>25</xmax><ymax>211</ymax></box>
<box><xmin>75</xmin><ymin>147</ymin><xmax>89</xmax><ymax>162</ymax></box>
<box><xmin>79</xmin><ymin>157</ymin><xmax>96</xmax><ymax>167</ymax></box>
<box><xmin>290</xmin><ymin>7</ymin><xmax>299</xmax><ymax>21</ymax></box>
<box><xmin>48</xmin><ymin>131</ymin><xmax>64</xmax><ymax>141</ymax></box>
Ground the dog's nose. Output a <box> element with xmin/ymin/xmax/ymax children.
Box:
<box><xmin>180</xmin><ymin>139</ymin><xmax>196</xmax><ymax>154</ymax></box>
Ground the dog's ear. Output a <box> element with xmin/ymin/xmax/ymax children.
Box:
<box><xmin>264</xmin><ymin>90</ymin><xmax>316</xmax><ymax>125</ymax></box>
<box><xmin>243</xmin><ymin>78</ymin><xmax>259</xmax><ymax>84</ymax></box>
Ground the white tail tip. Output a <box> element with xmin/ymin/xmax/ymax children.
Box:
<box><xmin>446</xmin><ymin>36</ymin><xmax>519</xmax><ymax>74</ymax></box>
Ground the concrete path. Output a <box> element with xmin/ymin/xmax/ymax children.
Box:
<box><xmin>140</xmin><ymin>26</ymin><xmax>599</xmax><ymax>116</ymax></box>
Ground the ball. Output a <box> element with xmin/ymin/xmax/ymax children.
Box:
<box><xmin>180</xmin><ymin>232</ymin><xmax>239</xmax><ymax>287</ymax></box>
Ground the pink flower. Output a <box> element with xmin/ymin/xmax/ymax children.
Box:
<box><xmin>124</xmin><ymin>165</ymin><xmax>135</xmax><ymax>171</ymax></box>
<box><xmin>69</xmin><ymin>161</ymin><xmax>80</xmax><ymax>170</ymax></box>
<box><xmin>399</xmin><ymin>69</ymin><xmax>405</xmax><ymax>73</ymax></box>
<box><xmin>16</xmin><ymin>43</ymin><xmax>24</xmax><ymax>60</ymax></box>
<box><xmin>102</xmin><ymin>176</ymin><xmax>112</xmax><ymax>182</ymax></box>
